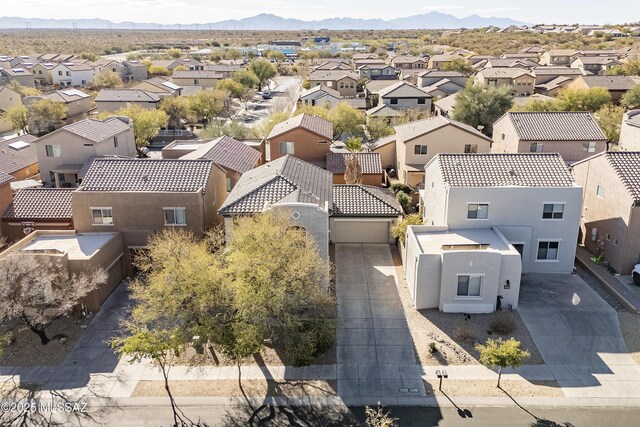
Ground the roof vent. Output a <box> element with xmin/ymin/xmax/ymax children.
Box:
<box><xmin>142</xmin><ymin>175</ymin><xmax>149</xmax><ymax>182</ymax></box>
<box><xmin>509</xmin><ymin>168</ymin><xmax>517</xmax><ymax>177</ymax></box>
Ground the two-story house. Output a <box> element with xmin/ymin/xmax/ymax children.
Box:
<box><xmin>0</xmin><ymin>84</ymin><xmax>22</xmax><ymax>133</ymax></box>
<box><xmin>31</xmin><ymin>117</ymin><xmax>137</xmax><ymax>187</ymax></box>
<box><xmin>298</xmin><ymin>85</ymin><xmax>342</xmax><ymax>108</ymax></box>
<box><xmin>0</xmin><ymin>68</ymin><xmax>35</xmax><ymax>87</ymax></box>
<box><xmin>391</xmin><ymin>56</ymin><xmax>428</xmax><ymax>69</ymax></box>
<box><xmin>73</xmin><ymin>157</ymin><xmax>225</xmax><ymax>247</ymax></box>
<box><xmin>0</xmin><ymin>134</ymin><xmax>38</xmax><ymax>181</ymax></box>
<box><xmin>474</xmin><ymin>68</ymin><xmax>535</xmax><ymax>96</ymax></box>
<box><xmin>570</xmin><ymin>56</ymin><xmax>621</xmax><ymax>75</ymax></box>
<box><xmin>376</xmin><ymin>81</ymin><xmax>432</xmax><ymax>113</ymax></box>
<box><xmin>394</xmin><ymin>116</ymin><xmax>492</xmax><ymax>188</ymax></box>
<box><xmin>29</xmin><ymin>63</ymin><xmax>56</xmax><ymax>86</ymax></box>
<box><xmin>51</xmin><ymin>63</ymin><xmax>95</xmax><ymax>87</ymax></box>
<box><xmin>171</xmin><ymin>70</ymin><xmax>223</xmax><ymax>88</ymax></box>
<box><xmin>406</xmin><ymin>153</ymin><xmax>582</xmax><ymax>313</ymax></box>
<box><xmin>428</xmin><ymin>55</ymin><xmax>461</xmax><ymax>70</ymax></box>
<box><xmin>95</xmin><ymin>89</ymin><xmax>161</xmax><ymax>112</ymax></box>
<box><xmin>567</xmin><ymin>75</ymin><xmax>640</xmax><ymax>104</ymax></box>
<box><xmin>41</xmin><ymin>89</ymin><xmax>93</xmax><ymax>122</ymax></box>
<box><xmin>417</xmin><ymin>70</ymin><xmax>468</xmax><ymax>89</ymax></box>
<box><xmin>539</xmin><ymin>49</ymin><xmax>580</xmax><ymax>66</ymax></box>
<box><xmin>571</xmin><ymin>152</ymin><xmax>640</xmax><ymax>274</ymax></box>
<box><xmin>308</xmin><ymin>70</ymin><xmax>359</xmax><ymax>97</ymax></box>
<box><xmin>357</xmin><ymin>64</ymin><xmax>399</xmax><ymax>81</ymax></box>
<box><xmin>265</xmin><ymin>114</ymin><xmax>333</xmax><ymax>167</ymax></box>
<box><xmin>492</xmin><ymin>112</ymin><xmax>607</xmax><ymax>163</ymax></box>
<box><xmin>122</xmin><ymin>60</ymin><xmax>148</xmax><ymax>82</ymax></box>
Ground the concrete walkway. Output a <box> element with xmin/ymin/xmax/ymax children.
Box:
<box><xmin>518</xmin><ymin>273</ymin><xmax>640</xmax><ymax>398</ymax></box>
<box><xmin>334</xmin><ymin>244</ymin><xmax>426</xmax><ymax>401</ymax></box>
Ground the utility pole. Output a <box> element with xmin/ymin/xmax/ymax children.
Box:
<box><xmin>25</xmin><ymin>22</ymin><xmax>31</xmax><ymax>31</ymax></box>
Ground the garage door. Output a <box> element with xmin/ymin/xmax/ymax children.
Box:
<box><xmin>331</xmin><ymin>220</ymin><xmax>391</xmax><ymax>243</ymax></box>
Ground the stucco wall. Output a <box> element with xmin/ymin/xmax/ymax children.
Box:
<box><xmin>619</xmin><ymin>111</ymin><xmax>640</xmax><ymax>151</ymax></box>
<box><xmin>267</xmin><ymin>128</ymin><xmax>331</xmax><ymax>166</ymax></box>
<box><xmin>269</xmin><ymin>203</ymin><xmax>330</xmax><ymax>261</ymax></box>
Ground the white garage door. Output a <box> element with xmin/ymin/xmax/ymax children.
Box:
<box><xmin>331</xmin><ymin>220</ymin><xmax>391</xmax><ymax>243</ymax></box>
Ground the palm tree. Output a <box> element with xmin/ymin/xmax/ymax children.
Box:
<box><xmin>344</xmin><ymin>137</ymin><xmax>363</xmax><ymax>185</ymax></box>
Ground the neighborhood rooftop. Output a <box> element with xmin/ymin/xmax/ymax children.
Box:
<box><xmin>332</xmin><ymin>185</ymin><xmax>402</xmax><ymax>217</ymax></box>
<box><xmin>326</xmin><ymin>152</ymin><xmax>383</xmax><ymax>175</ymax></box>
<box><xmin>395</xmin><ymin>115</ymin><xmax>491</xmax><ymax>142</ymax></box>
<box><xmin>3</xmin><ymin>188</ymin><xmax>74</xmax><ymax>220</ymax></box>
<box><xmin>435</xmin><ymin>153</ymin><xmax>576</xmax><ymax>187</ymax></box>
<box><xmin>506</xmin><ymin>112</ymin><xmax>607</xmax><ymax>141</ymax></box>
<box><xmin>603</xmin><ymin>152</ymin><xmax>640</xmax><ymax>202</ymax></box>
<box><xmin>181</xmin><ymin>135</ymin><xmax>261</xmax><ymax>174</ymax></box>
<box><xmin>51</xmin><ymin>117</ymin><xmax>131</xmax><ymax>143</ymax></box>
<box><xmin>268</xmin><ymin>113</ymin><xmax>333</xmax><ymax>140</ymax></box>
<box><xmin>79</xmin><ymin>158</ymin><xmax>214</xmax><ymax>192</ymax></box>
<box><xmin>95</xmin><ymin>89</ymin><xmax>160</xmax><ymax>102</ymax></box>
<box><xmin>0</xmin><ymin>134</ymin><xmax>37</xmax><ymax>175</ymax></box>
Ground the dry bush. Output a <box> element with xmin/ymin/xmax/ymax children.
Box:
<box><xmin>490</xmin><ymin>313</ymin><xmax>516</xmax><ymax>335</ymax></box>
<box><xmin>453</xmin><ymin>325</ymin><xmax>475</xmax><ymax>342</ymax></box>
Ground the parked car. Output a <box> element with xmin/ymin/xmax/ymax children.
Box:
<box><xmin>633</xmin><ymin>264</ymin><xmax>640</xmax><ymax>286</ymax></box>
<box><xmin>259</xmin><ymin>91</ymin><xmax>272</xmax><ymax>100</ymax></box>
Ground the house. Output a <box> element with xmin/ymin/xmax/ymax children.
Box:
<box><xmin>376</xmin><ymin>81</ymin><xmax>432</xmax><ymax>112</ymax></box>
<box><xmin>308</xmin><ymin>70</ymin><xmax>359</xmax><ymax>97</ymax></box>
<box><xmin>502</xmin><ymin>53</ymin><xmax>539</xmax><ymax>61</ymax></box>
<box><xmin>151</xmin><ymin>58</ymin><xmax>204</xmax><ymax>72</ymax></box>
<box><xmin>122</xmin><ymin>60</ymin><xmax>148</xmax><ymax>82</ymax></box>
<box><xmin>408</xmin><ymin>153</ymin><xmax>582</xmax><ymax>312</ymax></box>
<box><xmin>0</xmin><ymin>85</ymin><xmax>22</xmax><ymax>133</ymax></box>
<box><xmin>218</xmin><ymin>155</ymin><xmax>333</xmax><ymax>260</ymax></box>
<box><xmin>420</xmin><ymin>79</ymin><xmax>465</xmax><ymax>100</ymax></box>
<box><xmin>391</xmin><ymin>56</ymin><xmax>428</xmax><ymax>69</ymax></box>
<box><xmin>492</xmin><ymin>112</ymin><xmax>607</xmax><ymax>163</ymax></box>
<box><xmin>483</xmin><ymin>58</ymin><xmax>539</xmax><ymax>69</ymax></box>
<box><xmin>535</xmin><ymin>76</ymin><xmax>574</xmax><ymax>97</ymax></box>
<box><xmin>539</xmin><ymin>49</ymin><xmax>580</xmax><ymax>66</ymax></box>
<box><xmin>326</xmin><ymin>152</ymin><xmax>383</xmax><ymax>185</ymax></box>
<box><xmin>571</xmin><ymin>152</ymin><xmax>640</xmax><ymax>274</ymax></box>
<box><xmin>179</xmin><ymin>135</ymin><xmax>262</xmax><ymax>192</ymax></box>
<box><xmin>171</xmin><ymin>70</ymin><xmax>223</xmax><ymax>88</ymax></box>
<box><xmin>474</xmin><ymin>68</ymin><xmax>535</xmax><ymax>95</ymax></box>
<box><xmin>330</xmin><ymin>184</ymin><xmax>402</xmax><ymax>244</ymax></box>
<box><xmin>353</xmin><ymin>59</ymin><xmax>387</xmax><ymax>71</ymax></box>
<box><xmin>567</xmin><ymin>75</ymin><xmax>640</xmax><ymax>104</ymax></box>
<box><xmin>51</xmin><ymin>63</ymin><xmax>95</xmax><ymax>87</ymax></box>
<box><xmin>132</xmin><ymin>77</ymin><xmax>181</xmax><ymax>97</ymax></box>
<box><xmin>29</xmin><ymin>63</ymin><xmax>56</xmax><ymax>86</ymax></box>
<box><xmin>357</xmin><ymin>64</ymin><xmax>399</xmax><ymax>80</ymax></box>
<box><xmin>32</xmin><ymin>117</ymin><xmax>136</xmax><ymax>187</ymax></box>
<box><xmin>434</xmin><ymin>92</ymin><xmax>458</xmax><ymax>118</ymax></box>
<box><xmin>0</xmin><ymin>172</ymin><xmax>14</xmax><ymax>228</ymax></box>
<box><xmin>417</xmin><ymin>70</ymin><xmax>468</xmax><ymax>89</ymax></box>
<box><xmin>0</xmin><ymin>68</ymin><xmax>35</xmax><ymax>87</ymax></box>
<box><xmin>95</xmin><ymin>89</ymin><xmax>161</xmax><ymax>112</ymax></box>
<box><xmin>41</xmin><ymin>89</ymin><xmax>93</xmax><ymax>122</ymax></box>
<box><xmin>73</xmin><ymin>157</ymin><xmax>225</xmax><ymax>247</ymax></box>
<box><xmin>366</xmin><ymin>103</ymin><xmax>406</xmax><ymax>122</ymax></box>
<box><xmin>394</xmin><ymin>116</ymin><xmax>492</xmax><ymax>188</ymax></box>
<box><xmin>1</xmin><ymin>188</ymin><xmax>74</xmax><ymax>242</ymax></box>
<box><xmin>532</xmin><ymin>67</ymin><xmax>583</xmax><ymax>86</ymax></box>
<box><xmin>368</xmin><ymin>135</ymin><xmax>396</xmax><ymax>170</ymax></box>
<box><xmin>0</xmin><ymin>134</ymin><xmax>39</xmax><ymax>181</ymax></box>
<box><xmin>570</xmin><ymin>56</ymin><xmax>621</xmax><ymax>75</ymax></box>
<box><xmin>298</xmin><ymin>85</ymin><xmax>342</xmax><ymax>108</ymax></box>
<box><xmin>619</xmin><ymin>110</ymin><xmax>640</xmax><ymax>151</ymax></box>
<box><xmin>265</xmin><ymin>114</ymin><xmax>333</xmax><ymax>166</ymax></box>
<box><xmin>313</xmin><ymin>61</ymin><xmax>351</xmax><ymax>71</ymax></box>
<box><xmin>428</xmin><ymin>55</ymin><xmax>460</xmax><ymax>70</ymax></box>
<box><xmin>202</xmin><ymin>64</ymin><xmax>245</xmax><ymax>78</ymax></box>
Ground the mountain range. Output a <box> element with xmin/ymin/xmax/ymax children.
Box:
<box><xmin>0</xmin><ymin>13</ymin><xmax>527</xmax><ymax>31</ymax></box>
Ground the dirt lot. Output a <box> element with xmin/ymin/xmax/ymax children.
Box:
<box><xmin>429</xmin><ymin>380</ymin><xmax>562</xmax><ymax>398</ymax></box>
<box><xmin>618</xmin><ymin>312</ymin><xmax>640</xmax><ymax>364</ymax></box>
<box><xmin>0</xmin><ymin>316</ymin><xmax>89</xmax><ymax>366</ymax></box>
<box><xmin>391</xmin><ymin>245</ymin><xmax>544</xmax><ymax>366</ymax></box>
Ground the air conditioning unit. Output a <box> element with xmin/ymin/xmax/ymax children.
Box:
<box><xmin>591</xmin><ymin>228</ymin><xmax>598</xmax><ymax>242</ymax></box>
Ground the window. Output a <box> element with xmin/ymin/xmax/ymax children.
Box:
<box><xmin>279</xmin><ymin>142</ymin><xmax>294</xmax><ymax>155</ymax></box>
<box><xmin>66</xmin><ymin>71</ymin><xmax>71</xmax><ymax>76</ymax></box>
<box><xmin>467</xmin><ymin>203</ymin><xmax>489</xmax><ymax>219</ymax></box>
<box><xmin>265</xmin><ymin>141</ymin><xmax>271</xmax><ymax>161</ymax></box>
<box><xmin>113</xmin><ymin>136</ymin><xmax>118</xmax><ymax>148</ymax></box>
<box><xmin>317</xmin><ymin>140</ymin><xmax>327</xmax><ymax>144</ymax></box>
<box><xmin>464</xmin><ymin>144</ymin><xmax>478</xmax><ymax>154</ymax></box>
<box><xmin>390</xmin><ymin>98</ymin><xmax>398</xmax><ymax>105</ymax></box>
<box><xmin>530</xmin><ymin>142</ymin><xmax>544</xmax><ymax>152</ymax></box>
<box><xmin>501</xmin><ymin>133</ymin><xmax>505</xmax><ymax>140</ymax></box>
<box><xmin>418</xmin><ymin>98</ymin><xmax>426</xmax><ymax>105</ymax></box>
<box><xmin>414</xmin><ymin>145</ymin><xmax>428</xmax><ymax>155</ymax></box>
<box><xmin>350</xmin><ymin>83</ymin><xmax>354</xmax><ymax>89</ymax></box>
<box><xmin>542</xmin><ymin>203</ymin><xmax>564</xmax><ymax>219</ymax></box>
<box><xmin>583</xmin><ymin>142</ymin><xmax>597</xmax><ymax>152</ymax></box>
<box><xmin>58</xmin><ymin>71</ymin><xmax>62</xmax><ymax>76</ymax></box>
<box><xmin>226</xmin><ymin>177</ymin><xmax>232</xmax><ymax>192</ymax></box>
<box><xmin>193</xmin><ymin>79</ymin><xmax>199</xmax><ymax>85</ymax></box>
<box><xmin>45</xmin><ymin>144</ymin><xmax>61</xmax><ymax>157</ymax></box>
<box><xmin>164</xmin><ymin>208</ymin><xmax>186</xmax><ymax>226</ymax></box>
<box><xmin>537</xmin><ymin>241</ymin><xmax>559</xmax><ymax>260</ymax></box>
<box><xmin>596</xmin><ymin>185</ymin><xmax>606</xmax><ymax>198</ymax></box>
<box><xmin>91</xmin><ymin>208</ymin><xmax>113</xmax><ymax>225</ymax></box>
<box><xmin>339</xmin><ymin>82</ymin><xmax>344</xmax><ymax>89</ymax></box>
<box><xmin>81</xmin><ymin>80</ymin><xmax>86</xmax><ymax>85</ymax></box>
<box><xmin>457</xmin><ymin>275</ymin><xmax>482</xmax><ymax>297</ymax></box>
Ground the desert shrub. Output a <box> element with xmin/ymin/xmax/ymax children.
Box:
<box><xmin>390</xmin><ymin>183</ymin><xmax>412</xmax><ymax>195</ymax></box>
<box><xmin>453</xmin><ymin>325</ymin><xmax>475</xmax><ymax>342</ymax></box>
<box><xmin>490</xmin><ymin>313</ymin><xmax>516</xmax><ymax>335</ymax></box>
<box><xmin>395</xmin><ymin>191</ymin><xmax>412</xmax><ymax>214</ymax></box>
<box><xmin>428</xmin><ymin>342</ymin><xmax>438</xmax><ymax>353</ymax></box>
<box><xmin>391</xmin><ymin>213</ymin><xmax>422</xmax><ymax>243</ymax></box>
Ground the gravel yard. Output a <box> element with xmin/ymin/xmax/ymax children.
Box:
<box><xmin>618</xmin><ymin>312</ymin><xmax>640</xmax><ymax>364</ymax></box>
<box><xmin>390</xmin><ymin>245</ymin><xmax>544</xmax><ymax>366</ymax></box>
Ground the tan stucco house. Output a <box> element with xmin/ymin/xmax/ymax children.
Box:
<box><xmin>308</xmin><ymin>70</ymin><xmax>359</xmax><ymax>97</ymax></box>
<box><xmin>0</xmin><ymin>84</ymin><xmax>22</xmax><ymax>133</ymax></box>
<box><xmin>266</xmin><ymin>114</ymin><xmax>333</xmax><ymax>167</ymax></box>
<box><xmin>474</xmin><ymin>68</ymin><xmax>535</xmax><ymax>96</ymax></box>
<box><xmin>619</xmin><ymin>110</ymin><xmax>640</xmax><ymax>152</ymax></box>
<box><xmin>95</xmin><ymin>89</ymin><xmax>161</xmax><ymax>112</ymax></box>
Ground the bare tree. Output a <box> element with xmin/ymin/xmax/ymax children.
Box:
<box><xmin>0</xmin><ymin>254</ymin><xmax>107</xmax><ymax>345</ymax></box>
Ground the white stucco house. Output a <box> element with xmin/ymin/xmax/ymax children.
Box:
<box><xmin>618</xmin><ymin>110</ymin><xmax>640</xmax><ymax>152</ymax></box>
<box><xmin>406</xmin><ymin>153</ymin><xmax>583</xmax><ymax>313</ymax></box>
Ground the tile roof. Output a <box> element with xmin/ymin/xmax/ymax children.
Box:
<box><xmin>506</xmin><ymin>112</ymin><xmax>606</xmax><ymax>141</ymax></box>
<box><xmin>532</xmin><ymin>67</ymin><xmax>583</xmax><ymax>76</ymax></box>
<box><xmin>478</xmin><ymin>68</ymin><xmax>535</xmax><ymax>78</ymax></box>
<box><xmin>332</xmin><ymin>185</ymin><xmax>403</xmax><ymax>217</ymax></box>
<box><xmin>436</xmin><ymin>153</ymin><xmax>575</xmax><ymax>187</ymax></box>
<box><xmin>392</xmin><ymin>56</ymin><xmax>427</xmax><ymax>64</ymax></box>
<box><xmin>377</xmin><ymin>81</ymin><xmax>432</xmax><ymax>98</ymax></box>
<box><xmin>326</xmin><ymin>152</ymin><xmax>383</xmax><ymax>175</ymax></box>
<box><xmin>171</xmin><ymin>70</ymin><xmax>224</xmax><ymax>79</ymax></box>
<box><xmin>299</xmin><ymin>84</ymin><xmax>342</xmax><ymax>100</ymax></box>
<box><xmin>95</xmin><ymin>89</ymin><xmax>160</xmax><ymax>103</ymax></box>
<box><xmin>485</xmin><ymin>58</ymin><xmax>538</xmax><ymax>68</ymax></box>
<box><xmin>3</xmin><ymin>188</ymin><xmax>73</xmax><ymax>220</ymax></box>
<box><xmin>417</xmin><ymin>70</ymin><xmax>467</xmax><ymax>78</ymax></box>
<box><xmin>366</xmin><ymin>104</ymin><xmax>405</xmax><ymax>117</ymax></box>
<box><xmin>604</xmin><ymin>152</ymin><xmax>640</xmax><ymax>202</ymax></box>
<box><xmin>268</xmin><ymin>113</ymin><xmax>333</xmax><ymax>140</ymax></box>
<box><xmin>577</xmin><ymin>75</ymin><xmax>640</xmax><ymax>90</ymax></box>
<box><xmin>394</xmin><ymin>116</ymin><xmax>491</xmax><ymax>143</ymax></box>
<box><xmin>0</xmin><ymin>172</ymin><xmax>14</xmax><ymax>187</ymax></box>
<box><xmin>43</xmin><ymin>117</ymin><xmax>132</xmax><ymax>143</ymax></box>
<box><xmin>181</xmin><ymin>136</ymin><xmax>261</xmax><ymax>173</ymax></box>
<box><xmin>0</xmin><ymin>134</ymin><xmax>38</xmax><ymax>175</ymax></box>
<box><xmin>79</xmin><ymin>158</ymin><xmax>214</xmax><ymax>192</ymax></box>
<box><xmin>309</xmin><ymin>70</ymin><xmax>359</xmax><ymax>81</ymax></box>
<box><xmin>573</xmin><ymin>56</ymin><xmax>620</xmax><ymax>65</ymax></box>
<box><xmin>218</xmin><ymin>155</ymin><xmax>333</xmax><ymax>215</ymax></box>
<box><xmin>43</xmin><ymin>89</ymin><xmax>90</xmax><ymax>103</ymax></box>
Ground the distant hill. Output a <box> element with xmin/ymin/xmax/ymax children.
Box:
<box><xmin>0</xmin><ymin>13</ymin><xmax>528</xmax><ymax>30</ymax></box>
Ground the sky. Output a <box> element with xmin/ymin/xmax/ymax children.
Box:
<box><xmin>1</xmin><ymin>0</ymin><xmax>636</xmax><ymax>25</ymax></box>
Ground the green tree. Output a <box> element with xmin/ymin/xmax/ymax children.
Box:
<box><xmin>159</xmin><ymin>96</ymin><xmax>190</xmax><ymax>129</ymax></box>
<box><xmin>267</xmin><ymin>50</ymin><xmax>286</xmax><ymax>62</ymax></box>
<box><xmin>328</xmin><ymin>102</ymin><xmax>365</xmax><ymax>139</ymax></box>
<box><xmin>607</xmin><ymin>58</ymin><xmax>640</xmax><ymax>76</ymax></box>
<box><xmin>203</xmin><ymin>120</ymin><xmax>257</xmax><ymax>140</ymax></box>
<box><xmin>188</xmin><ymin>90</ymin><xmax>227</xmax><ymax>124</ymax></box>
<box><xmin>367</xmin><ymin>117</ymin><xmax>394</xmax><ymax>140</ymax></box>
<box><xmin>79</xmin><ymin>52</ymin><xmax>99</xmax><ymax>62</ymax></box>
<box><xmin>166</xmin><ymin>48</ymin><xmax>182</xmax><ymax>59</ymax></box>
<box><xmin>148</xmin><ymin>65</ymin><xmax>170</xmax><ymax>76</ymax></box>
<box><xmin>452</xmin><ymin>83</ymin><xmax>512</xmax><ymax>136</ymax></box>
<box><xmin>555</xmin><ymin>87</ymin><xmax>612</xmax><ymax>113</ymax></box>
<box><xmin>226</xmin><ymin>49</ymin><xmax>243</xmax><ymax>63</ymax></box>
<box><xmin>249</xmin><ymin>59</ymin><xmax>277</xmax><ymax>90</ymax></box>
<box><xmin>232</xmin><ymin>70</ymin><xmax>259</xmax><ymax>89</ymax></box>
<box><xmin>475</xmin><ymin>338</ymin><xmax>530</xmax><ymax>388</ymax></box>
<box><xmin>365</xmin><ymin>403</ymin><xmax>399</xmax><ymax>427</ymax></box>
<box><xmin>301</xmin><ymin>79</ymin><xmax>311</xmax><ymax>90</ymax></box>
<box><xmin>112</xmin><ymin>104</ymin><xmax>168</xmax><ymax>148</ymax></box>
<box><xmin>6</xmin><ymin>80</ymin><xmax>41</xmax><ymax>97</ymax></box>
<box><xmin>391</xmin><ymin>213</ymin><xmax>423</xmax><ymax>243</ymax></box>
<box><xmin>596</xmin><ymin>104</ymin><xmax>624</xmax><ymax>145</ymax></box>
<box><xmin>217</xmin><ymin>78</ymin><xmax>247</xmax><ymax>99</ymax></box>
<box><xmin>441</xmin><ymin>58</ymin><xmax>472</xmax><ymax>75</ymax></box>
<box><xmin>511</xmin><ymin>99</ymin><xmax>560</xmax><ymax>112</ymax></box>
<box><xmin>91</xmin><ymin>71</ymin><xmax>123</xmax><ymax>90</ymax></box>
<box><xmin>395</xmin><ymin>191</ymin><xmax>413</xmax><ymax>214</ymax></box>
<box><xmin>621</xmin><ymin>85</ymin><xmax>640</xmax><ymax>110</ymax></box>
<box><xmin>2</xmin><ymin>105</ymin><xmax>28</xmax><ymax>134</ymax></box>
<box><xmin>27</xmin><ymin>99</ymin><xmax>68</xmax><ymax>135</ymax></box>
<box><xmin>344</xmin><ymin>137</ymin><xmax>363</xmax><ymax>185</ymax></box>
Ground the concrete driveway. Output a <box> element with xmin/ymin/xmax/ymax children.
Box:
<box><xmin>518</xmin><ymin>273</ymin><xmax>640</xmax><ymax>397</ymax></box>
<box><xmin>334</xmin><ymin>244</ymin><xmax>426</xmax><ymax>402</ymax></box>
